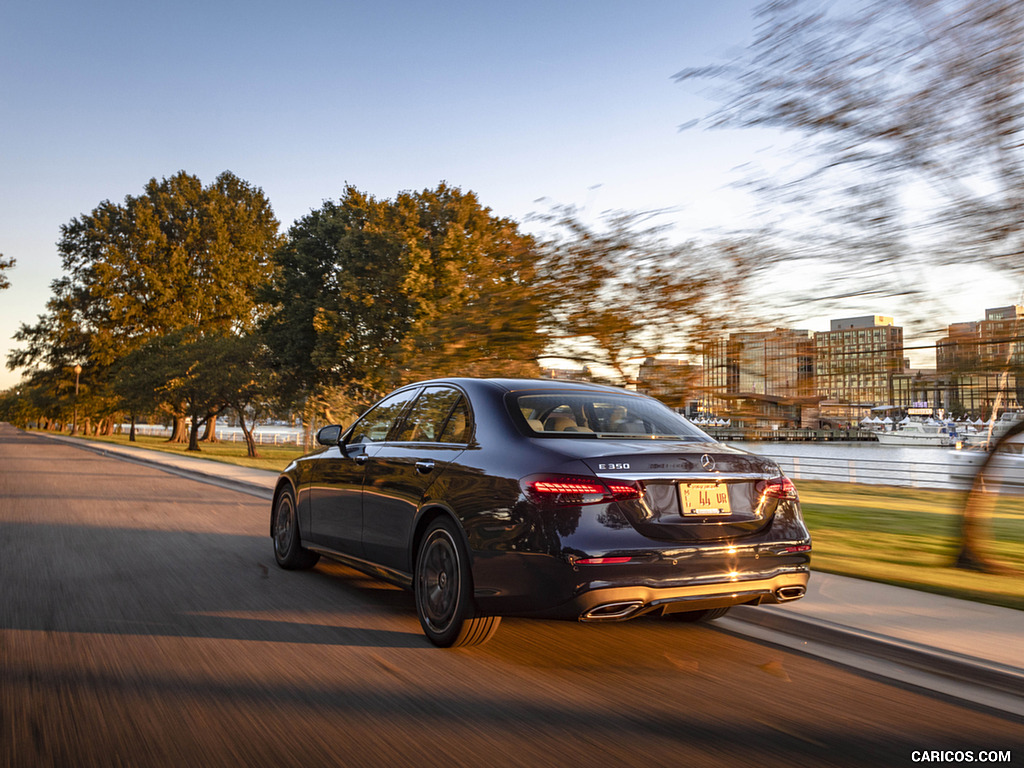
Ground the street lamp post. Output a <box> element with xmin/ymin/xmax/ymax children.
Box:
<box><xmin>71</xmin><ymin>364</ymin><xmax>82</xmax><ymax>435</ymax></box>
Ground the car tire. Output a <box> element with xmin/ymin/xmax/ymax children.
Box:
<box><xmin>272</xmin><ymin>487</ymin><xmax>320</xmax><ymax>570</ymax></box>
<box><xmin>663</xmin><ymin>607</ymin><xmax>731</xmax><ymax>623</ymax></box>
<box><xmin>415</xmin><ymin>517</ymin><xmax>500</xmax><ymax>648</ymax></box>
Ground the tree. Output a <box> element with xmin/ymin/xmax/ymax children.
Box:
<box><xmin>678</xmin><ymin>0</ymin><xmax>1024</xmax><ymax>571</ymax></box>
<box><xmin>262</xmin><ymin>186</ymin><xmax>410</xmax><ymax>406</ymax></box>
<box><xmin>676</xmin><ymin>0</ymin><xmax>1024</xmax><ymax>279</ymax></box>
<box><xmin>381</xmin><ymin>184</ymin><xmax>544</xmax><ymax>385</ymax></box>
<box><xmin>0</xmin><ymin>254</ymin><xmax>14</xmax><ymax>290</ymax></box>
<box><xmin>8</xmin><ymin>171</ymin><xmax>281</xmax><ymax>440</ymax></box>
<box><xmin>198</xmin><ymin>332</ymin><xmax>277</xmax><ymax>459</ymax></box>
<box><xmin>263</xmin><ymin>183</ymin><xmax>543</xmax><ymax>414</ymax></box>
<box><xmin>533</xmin><ymin>206</ymin><xmax>759</xmax><ymax>384</ymax></box>
<box><xmin>117</xmin><ymin>331</ymin><xmax>248</xmax><ymax>452</ymax></box>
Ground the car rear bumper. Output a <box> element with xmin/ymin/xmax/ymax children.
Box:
<box><xmin>570</xmin><ymin>568</ymin><xmax>809</xmax><ymax>621</ymax></box>
<box><xmin>472</xmin><ymin>551</ymin><xmax>810</xmax><ymax>620</ymax></box>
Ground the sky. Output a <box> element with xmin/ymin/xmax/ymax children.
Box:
<box><xmin>2</xmin><ymin>0</ymin><xmax>1020</xmax><ymax>391</ymax></box>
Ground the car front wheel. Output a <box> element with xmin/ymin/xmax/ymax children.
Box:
<box><xmin>415</xmin><ymin>517</ymin><xmax>500</xmax><ymax>648</ymax></box>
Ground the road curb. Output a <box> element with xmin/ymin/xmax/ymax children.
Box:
<box><xmin>31</xmin><ymin>430</ymin><xmax>275</xmax><ymax>500</ymax></box>
<box><xmin>728</xmin><ymin>605</ymin><xmax>1024</xmax><ymax>699</ymax></box>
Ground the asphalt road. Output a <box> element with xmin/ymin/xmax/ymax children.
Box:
<box><xmin>1</xmin><ymin>424</ymin><xmax>1021</xmax><ymax>768</ymax></box>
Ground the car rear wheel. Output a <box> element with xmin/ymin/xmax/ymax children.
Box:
<box><xmin>663</xmin><ymin>607</ymin><xmax>731</xmax><ymax>623</ymax></box>
<box><xmin>415</xmin><ymin>517</ymin><xmax>500</xmax><ymax>648</ymax></box>
<box><xmin>272</xmin><ymin>487</ymin><xmax>320</xmax><ymax>570</ymax></box>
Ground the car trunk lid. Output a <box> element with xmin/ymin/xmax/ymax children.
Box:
<box><xmin>577</xmin><ymin>443</ymin><xmax>784</xmax><ymax>541</ymax></box>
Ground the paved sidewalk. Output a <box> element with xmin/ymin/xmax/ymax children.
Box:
<box><xmin>36</xmin><ymin>430</ymin><xmax>279</xmax><ymax>498</ymax></box>
<box><xmin>31</xmin><ymin>429</ymin><xmax>1024</xmax><ymax>709</ymax></box>
<box><xmin>743</xmin><ymin>571</ymin><xmax>1024</xmax><ymax>671</ymax></box>
<box><xmin>729</xmin><ymin>574</ymin><xmax>1024</xmax><ymax>700</ymax></box>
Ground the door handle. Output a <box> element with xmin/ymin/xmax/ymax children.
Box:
<box><xmin>415</xmin><ymin>460</ymin><xmax>435</xmax><ymax>474</ymax></box>
<box><xmin>355</xmin><ymin>453</ymin><xmax>369</xmax><ymax>465</ymax></box>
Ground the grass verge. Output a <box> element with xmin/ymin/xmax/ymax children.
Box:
<box><xmin>61</xmin><ymin>431</ymin><xmax>305</xmax><ymax>472</ymax></box>
<box><xmin>795</xmin><ymin>479</ymin><xmax>1024</xmax><ymax>611</ymax></box>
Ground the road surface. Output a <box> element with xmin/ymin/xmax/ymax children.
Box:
<box><xmin>1</xmin><ymin>424</ymin><xmax>1020</xmax><ymax>767</ymax></box>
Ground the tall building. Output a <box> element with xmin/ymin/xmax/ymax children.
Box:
<box><xmin>937</xmin><ymin>306</ymin><xmax>1024</xmax><ymax>373</ymax></box>
<box><xmin>701</xmin><ymin>328</ymin><xmax>816</xmax><ymax>426</ymax></box>
<box><xmin>815</xmin><ymin>316</ymin><xmax>904</xmax><ymax>407</ymax></box>
<box><xmin>936</xmin><ymin>306</ymin><xmax>1024</xmax><ymax>416</ymax></box>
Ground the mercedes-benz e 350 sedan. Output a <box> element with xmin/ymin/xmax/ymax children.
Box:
<box><xmin>271</xmin><ymin>378</ymin><xmax>811</xmax><ymax>647</ymax></box>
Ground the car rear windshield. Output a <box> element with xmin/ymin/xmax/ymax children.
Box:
<box><xmin>510</xmin><ymin>392</ymin><xmax>712</xmax><ymax>440</ymax></box>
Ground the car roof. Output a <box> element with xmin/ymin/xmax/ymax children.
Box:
<box><xmin>412</xmin><ymin>377</ymin><xmax>643</xmax><ymax>396</ymax></box>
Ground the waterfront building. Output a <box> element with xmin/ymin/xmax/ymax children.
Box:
<box><xmin>701</xmin><ymin>328</ymin><xmax>817</xmax><ymax>427</ymax></box>
<box><xmin>814</xmin><ymin>316</ymin><xmax>904</xmax><ymax>422</ymax></box>
<box><xmin>935</xmin><ymin>305</ymin><xmax>1024</xmax><ymax>417</ymax></box>
<box><xmin>540</xmin><ymin>367</ymin><xmax>592</xmax><ymax>382</ymax></box>
<box><xmin>636</xmin><ymin>358</ymin><xmax>701</xmax><ymax>413</ymax></box>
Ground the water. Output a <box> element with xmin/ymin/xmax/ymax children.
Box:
<box><xmin>120</xmin><ymin>423</ymin><xmax>967</xmax><ymax>490</ymax></box>
<box><xmin>732</xmin><ymin>441</ymin><xmax>965</xmax><ymax>491</ymax></box>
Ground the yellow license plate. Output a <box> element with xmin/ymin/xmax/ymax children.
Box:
<box><xmin>680</xmin><ymin>482</ymin><xmax>731</xmax><ymax>515</ymax></box>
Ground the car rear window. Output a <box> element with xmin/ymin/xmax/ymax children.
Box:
<box><xmin>510</xmin><ymin>392</ymin><xmax>711</xmax><ymax>440</ymax></box>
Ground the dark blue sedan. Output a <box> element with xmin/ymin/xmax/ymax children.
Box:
<box><xmin>271</xmin><ymin>378</ymin><xmax>811</xmax><ymax>647</ymax></box>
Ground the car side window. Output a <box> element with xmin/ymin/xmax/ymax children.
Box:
<box><xmin>348</xmin><ymin>389</ymin><xmax>420</xmax><ymax>444</ymax></box>
<box><xmin>394</xmin><ymin>386</ymin><xmax>465</xmax><ymax>443</ymax></box>
<box><xmin>438</xmin><ymin>397</ymin><xmax>472</xmax><ymax>444</ymax></box>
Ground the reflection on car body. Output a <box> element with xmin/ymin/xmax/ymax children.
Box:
<box><xmin>270</xmin><ymin>378</ymin><xmax>811</xmax><ymax>647</ymax></box>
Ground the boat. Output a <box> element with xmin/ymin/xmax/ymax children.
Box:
<box><xmin>874</xmin><ymin>419</ymin><xmax>957</xmax><ymax>446</ymax></box>
<box><xmin>961</xmin><ymin>411</ymin><xmax>1024</xmax><ymax>449</ymax></box>
<box><xmin>949</xmin><ymin>431</ymin><xmax>1024</xmax><ymax>489</ymax></box>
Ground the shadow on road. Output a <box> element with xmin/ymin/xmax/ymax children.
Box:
<box><xmin>0</xmin><ymin>519</ymin><xmax>426</xmax><ymax>649</ymax></box>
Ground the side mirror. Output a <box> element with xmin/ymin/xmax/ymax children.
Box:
<box><xmin>316</xmin><ymin>425</ymin><xmax>342</xmax><ymax>446</ymax></box>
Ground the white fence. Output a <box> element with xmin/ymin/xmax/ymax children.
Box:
<box><xmin>121</xmin><ymin>424</ymin><xmax>305</xmax><ymax>446</ymax></box>
<box><xmin>764</xmin><ymin>454</ymin><xmax>962</xmax><ymax>490</ymax></box>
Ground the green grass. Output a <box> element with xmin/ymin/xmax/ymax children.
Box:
<box><xmin>795</xmin><ymin>479</ymin><xmax>1024</xmax><ymax>611</ymax></box>
<box><xmin>63</xmin><ymin>431</ymin><xmax>306</xmax><ymax>472</ymax></box>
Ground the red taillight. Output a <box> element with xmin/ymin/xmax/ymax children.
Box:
<box><xmin>576</xmin><ymin>556</ymin><xmax>633</xmax><ymax>565</ymax></box>
<box><xmin>522</xmin><ymin>475</ymin><xmax>642</xmax><ymax>506</ymax></box>
<box><xmin>531</xmin><ymin>479</ymin><xmax>607</xmax><ymax>496</ymax></box>
<box><xmin>604</xmin><ymin>482</ymin><xmax>643</xmax><ymax>501</ymax></box>
<box><xmin>756</xmin><ymin>476</ymin><xmax>798</xmax><ymax>500</ymax></box>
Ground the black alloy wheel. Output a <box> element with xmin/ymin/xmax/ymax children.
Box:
<box><xmin>272</xmin><ymin>487</ymin><xmax>320</xmax><ymax>570</ymax></box>
<box><xmin>415</xmin><ymin>517</ymin><xmax>500</xmax><ymax>648</ymax></box>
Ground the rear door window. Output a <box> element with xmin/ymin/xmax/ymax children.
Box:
<box><xmin>393</xmin><ymin>386</ymin><xmax>469</xmax><ymax>443</ymax></box>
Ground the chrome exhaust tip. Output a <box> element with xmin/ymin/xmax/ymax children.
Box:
<box><xmin>775</xmin><ymin>586</ymin><xmax>806</xmax><ymax>602</ymax></box>
<box><xmin>581</xmin><ymin>601</ymin><xmax>645</xmax><ymax>622</ymax></box>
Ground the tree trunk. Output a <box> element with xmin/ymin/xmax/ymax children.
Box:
<box><xmin>303</xmin><ymin>398</ymin><xmax>316</xmax><ymax>453</ymax></box>
<box><xmin>187</xmin><ymin>413</ymin><xmax>203</xmax><ymax>452</ymax></box>
<box><xmin>235</xmin><ymin>407</ymin><xmax>260</xmax><ymax>459</ymax></box>
<box><xmin>201</xmin><ymin>413</ymin><xmax>218</xmax><ymax>442</ymax></box>
<box><xmin>954</xmin><ymin>419</ymin><xmax>1024</xmax><ymax>574</ymax></box>
<box><xmin>169</xmin><ymin>416</ymin><xmax>188</xmax><ymax>443</ymax></box>
<box><xmin>129</xmin><ymin>413</ymin><xmax>137</xmax><ymax>442</ymax></box>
